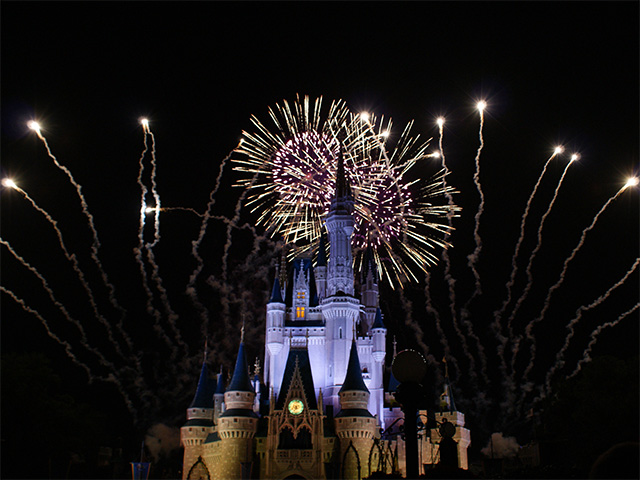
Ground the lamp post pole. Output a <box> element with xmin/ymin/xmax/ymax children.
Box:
<box><xmin>392</xmin><ymin>350</ymin><xmax>427</xmax><ymax>480</ymax></box>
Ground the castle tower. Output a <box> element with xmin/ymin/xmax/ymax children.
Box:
<box><xmin>325</xmin><ymin>148</ymin><xmax>355</xmax><ymax>297</ymax></box>
<box><xmin>265</xmin><ymin>270</ymin><xmax>285</xmax><ymax>388</ymax></box>
<box><xmin>216</xmin><ymin>333</ymin><xmax>259</xmax><ymax>479</ymax></box>
<box><xmin>335</xmin><ymin>339</ymin><xmax>378</xmax><ymax>480</ymax></box>
<box><xmin>181</xmin><ymin>358</ymin><xmax>215</xmax><ymax>480</ymax></box>
<box><xmin>322</xmin><ymin>149</ymin><xmax>362</xmax><ymax>412</ymax></box>
<box><xmin>427</xmin><ymin>359</ymin><xmax>471</xmax><ymax>470</ymax></box>
<box><xmin>369</xmin><ymin>307</ymin><xmax>387</xmax><ymax>424</ymax></box>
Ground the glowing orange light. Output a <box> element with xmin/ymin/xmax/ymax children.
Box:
<box><xmin>624</xmin><ymin>177</ymin><xmax>639</xmax><ymax>189</ymax></box>
<box><xmin>28</xmin><ymin>121</ymin><xmax>41</xmax><ymax>132</ymax></box>
<box><xmin>140</xmin><ymin>118</ymin><xmax>149</xmax><ymax>127</ymax></box>
<box><xmin>360</xmin><ymin>112</ymin><xmax>370</xmax><ymax>123</ymax></box>
<box><xmin>436</xmin><ymin>117</ymin><xmax>445</xmax><ymax>127</ymax></box>
<box><xmin>554</xmin><ymin>146</ymin><xmax>564</xmax><ymax>155</ymax></box>
<box><xmin>570</xmin><ymin>154</ymin><xmax>580</xmax><ymax>162</ymax></box>
<box><xmin>477</xmin><ymin>101</ymin><xmax>487</xmax><ymax>112</ymax></box>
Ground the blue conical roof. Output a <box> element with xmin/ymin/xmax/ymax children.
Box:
<box><xmin>269</xmin><ymin>273</ymin><xmax>284</xmax><ymax>303</ymax></box>
<box><xmin>387</xmin><ymin>369</ymin><xmax>400</xmax><ymax>393</ymax></box>
<box><xmin>189</xmin><ymin>360</ymin><xmax>215</xmax><ymax>408</ymax></box>
<box><xmin>227</xmin><ymin>342</ymin><xmax>253</xmax><ymax>392</ymax></box>
<box><xmin>371</xmin><ymin>307</ymin><xmax>385</xmax><ymax>329</ymax></box>
<box><xmin>339</xmin><ymin>339</ymin><xmax>369</xmax><ymax>393</ymax></box>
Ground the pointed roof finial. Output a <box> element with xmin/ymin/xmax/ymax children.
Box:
<box><xmin>330</xmin><ymin>143</ymin><xmax>354</xmax><ymax>215</ymax></box>
<box><xmin>254</xmin><ymin>357</ymin><xmax>261</xmax><ymax>377</ymax></box>
<box><xmin>241</xmin><ymin>317</ymin><xmax>245</xmax><ymax>343</ymax></box>
<box><xmin>393</xmin><ymin>336</ymin><xmax>398</xmax><ymax>358</ymax></box>
<box><xmin>443</xmin><ymin>356</ymin><xmax>449</xmax><ymax>379</ymax></box>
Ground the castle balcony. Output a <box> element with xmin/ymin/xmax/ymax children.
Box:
<box><xmin>275</xmin><ymin>449</ymin><xmax>314</xmax><ymax>463</ymax></box>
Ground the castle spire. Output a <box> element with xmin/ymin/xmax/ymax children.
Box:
<box><xmin>189</xmin><ymin>357</ymin><xmax>215</xmax><ymax>408</ymax></box>
<box><xmin>339</xmin><ymin>339</ymin><xmax>369</xmax><ymax>394</ymax></box>
<box><xmin>227</xmin><ymin>330</ymin><xmax>253</xmax><ymax>392</ymax></box>
<box><xmin>329</xmin><ymin>146</ymin><xmax>354</xmax><ymax>216</ymax></box>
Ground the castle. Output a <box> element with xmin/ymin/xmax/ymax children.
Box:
<box><xmin>181</xmin><ymin>153</ymin><xmax>470</xmax><ymax>479</ymax></box>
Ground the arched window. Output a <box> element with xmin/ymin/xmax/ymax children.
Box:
<box><xmin>339</xmin><ymin>327</ymin><xmax>343</xmax><ymax>339</ymax></box>
<box><xmin>187</xmin><ymin>457</ymin><xmax>210</xmax><ymax>480</ymax></box>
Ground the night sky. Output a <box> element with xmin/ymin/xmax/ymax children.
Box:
<box><xmin>1</xmin><ymin>1</ymin><xmax>638</xmax><ymax>473</ymax></box>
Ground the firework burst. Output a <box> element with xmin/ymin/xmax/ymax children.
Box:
<box><xmin>233</xmin><ymin>94</ymin><xmax>459</xmax><ymax>287</ymax></box>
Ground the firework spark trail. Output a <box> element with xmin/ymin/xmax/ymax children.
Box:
<box><xmin>463</xmin><ymin>104</ymin><xmax>487</xmax><ymax>310</ymax></box>
<box><xmin>424</xmin><ymin>273</ymin><xmax>461</xmax><ymax>382</ymax></box>
<box><xmin>491</xmin><ymin>148</ymin><xmax>563</xmax><ymax>376</ymax></box>
<box><xmin>144</xmin><ymin>124</ymin><xmax>162</xmax><ymax>249</ymax></box>
<box><xmin>507</xmin><ymin>156</ymin><xmax>577</xmax><ymax>373</ymax></box>
<box><xmin>134</xmin><ymin>125</ymin><xmax>178</xmax><ymax>360</ymax></box>
<box><xmin>148</xmin><ymin>206</ymin><xmax>205</xmax><ymax>217</ymax></box>
<box><xmin>221</xmin><ymin>178</ymin><xmax>257</xmax><ymax>283</ymax></box>
<box><xmin>397</xmin><ymin>287</ymin><xmax>432</xmax><ymax>358</ymax></box>
<box><xmin>431</xmin><ymin>119</ymin><xmax>487</xmax><ymax>387</ymax></box>
<box><xmin>141</xmin><ymin>124</ymin><xmax>189</xmax><ymax>357</ymax></box>
<box><xmin>30</xmin><ymin>123</ymin><xmax>128</xmax><ymax>332</ymax></box>
<box><xmin>6</xmin><ymin>181</ymin><xmax>131</xmax><ymax>360</ymax></box>
<box><xmin>1</xmin><ymin>285</ymin><xmax>94</xmax><ymax>381</ymax></box>
<box><xmin>435</xmin><ymin>122</ymin><xmax>466</xmax><ymax>385</ymax></box>
<box><xmin>566</xmin><ymin>302</ymin><xmax>640</xmax><ymax>380</ymax></box>
<box><xmin>2</xmin><ymin>283</ymin><xmax>140</xmax><ymax>420</ymax></box>
<box><xmin>516</xmin><ymin>185</ymin><xmax>631</xmax><ymax>392</ymax></box>
<box><xmin>1</xmin><ymin>238</ymin><xmax>124</xmax><ymax>373</ymax></box>
<box><xmin>540</xmin><ymin>257</ymin><xmax>640</xmax><ymax>400</ymax></box>
<box><xmin>187</xmin><ymin>150</ymin><xmax>236</xmax><ymax>335</ymax></box>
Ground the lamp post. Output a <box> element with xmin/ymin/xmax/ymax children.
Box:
<box><xmin>392</xmin><ymin>350</ymin><xmax>427</xmax><ymax>479</ymax></box>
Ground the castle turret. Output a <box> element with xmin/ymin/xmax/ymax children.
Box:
<box><xmin>265</xmin><ymin>268</ymin><xmax>285</xmax><ymax>387</ymax></box>
<box><xmin>216</xmin><ymin>333</ymin><xmax>259</xmax><ymax>479</ymax></box>
<box><xmin>335</xmin><ymin>339</ymin><xmax>377</xmax><ymax>479</ymax></box>
<box><xmin>369</xmin><ymin>307</ymin><xmax>387</xmax><ymax>423</ymax></box>
<box><xmin>181</xmin><ymin>357</ymin><xmax>216</xmax><ymax>479</ymax></box>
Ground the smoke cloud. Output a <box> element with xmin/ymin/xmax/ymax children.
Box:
<box><xmin>145</xmin><ymin>423</ymin><xmax>181</xmax><ymax>461</ymax></box>
<box><xmin>481</xmin><ymin>432</ymin><xmax>520</xmax><ymax>459</ymax></box>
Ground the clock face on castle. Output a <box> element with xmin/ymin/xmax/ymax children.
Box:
<box><xmin>287</xmin><ymin>399</ymin><xmax>304</xmax><ymax>415</ymax></box>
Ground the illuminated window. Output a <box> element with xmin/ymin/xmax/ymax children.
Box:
<box><xmin>297</xmin><ymin>291</ymin><xmax>305</xmax><ymax>300</ymax></box>
<box><xmin>296</xmin><ymin>307</ymin><xmax>305</xmax><ymax>318</ymax></box>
